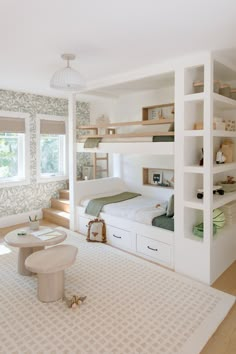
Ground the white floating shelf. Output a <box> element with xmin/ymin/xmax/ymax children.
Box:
<box><xmin>184</xmin><ymin>92</ymin><xmax>205</xmax><ymax>102</ymax></box>
<box><xmin>213</xmin><ymin>191</ymin><xmax>236</xmax><ymax>209</ymax></box>
<box><xmin>213</xmin><ymin>162</ymin><xmax>236</xmax><ymax>174</ymax></box>
<box><xmin>77</xmin><ymin>142</ymin><xmax>175</xmax><ymax>155</ymax></box>
<box><xmin>213</xmin><ymin>130</ymin><xmax>236</xmax><ymax>138</ymax></box>
<box><xmin>184</xmin><ymin>165</ymin><xmax>205</xmax><ymax>174</ymax></box>
<box><xmin>184</xmin><ymin>130</ymin><xmax>204</xmax><ymax>137</ymax></box>
<box><xmin>184</xmin><ymin>199</ymin><xmax>204</xmax><ymax>210</ymax></box>
<box><xmin>213</xmin><ymin>93</ymin><xmax>236</xmax><ymax>110</ymax></box>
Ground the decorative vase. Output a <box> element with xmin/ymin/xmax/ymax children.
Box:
<box><xmin>29</xmin><ymin>220</ymin><xmax>39</xmax><ymax>231</ymax></box>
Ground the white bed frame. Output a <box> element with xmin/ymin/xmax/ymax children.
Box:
<box><xmin>75</xmin><ymin>177</ymin><xmax>174</xmax><ymax>269</ymax></box>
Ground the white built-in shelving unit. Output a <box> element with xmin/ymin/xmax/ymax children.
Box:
<box><xmin>175</xmin><ymin>54</ymin><xmax>236</xmax><ymax>284</ymax></box>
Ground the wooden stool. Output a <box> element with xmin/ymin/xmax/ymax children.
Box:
<box><xmin>25</xmin><ymin>244</ymin><xmax>78</xmax><ymax>302</ymax></box>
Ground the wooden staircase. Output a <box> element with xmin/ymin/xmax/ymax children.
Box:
<box><xmin>42</xmin><ymin>188</ymin><xmax>70</xmax><ymax>228</ymax></box>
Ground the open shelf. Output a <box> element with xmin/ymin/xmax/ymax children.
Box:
<box><xmin>213</xmin><ymin>162</ymin><xmax>236</xmax><ymax>174</ymax></box>
<box><xmin>184</xmin><ymin>165</ymin><xmax>205</xmax><ymax>174</ymax></box>
<box><xmin>184</xmin><ymin>92</ymin><xmax>205</xmax><ymax>102</ymax></box>
<box><xmin>213</xmin><ymin>130</ymin><xmax>236</xmax><ymax>137</ymax></box>
<box><xmin>213</xmin><ymin>92</ymin><xmax>236</xmax><ymax>110</ymax></box>
<box><xmin>143</xmin><ymin>168</ymin><xmax>174</xmax><ymax>189</ymax></box>
<box><xmin>184</xmin><ymin>199</ymin><xmax>204</xmax><ymax>210</ymax></box>
<box><xmin>213</xmin><ymin>190</ymin><xmax>236</xmax><ymax>209</ymax></box>
<box><xmin>184</xmin><ymin>130</ymin><xmax>204</xmax><ymax>137</ymax></box>
<box><xmin>78</xmin><ymin>118</ymin><xmax>174</xmax><ymax>130</ymax></box>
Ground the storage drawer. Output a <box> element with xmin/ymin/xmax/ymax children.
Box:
<box><xmin>78</xmin><ymin>216</ymin><xmax>90</xmax><ymax>235</ymax></box>
<box><xmin>137</xmin><ymin>234</ymin><xmax>171</xmax><ymax>264</ymax></box>
<box><xmin>107</xmin><ymin>225</ymin><xmax>132</xmax><ymax>250</ymax></box>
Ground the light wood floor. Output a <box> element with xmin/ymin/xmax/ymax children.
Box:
<box><xmin>0</xmin><ymin>220</ymin><xmax>235</xmax><ymax>354</ymax></box>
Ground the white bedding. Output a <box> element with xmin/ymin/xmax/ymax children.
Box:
<box><xmin>81</xmin><ymin>194</ymin><xmax>167</xmax><ymax>225</ymax></box>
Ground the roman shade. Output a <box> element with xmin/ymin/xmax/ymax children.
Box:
<box><xmin>0</xmin><ymin>117</ymin><xmax>25</xmax><ymax>133</ymax></box>
<box><xmin>40</xmin><ymin>119</ymin><xmax>66</xmax><ymax>135</ymax></box>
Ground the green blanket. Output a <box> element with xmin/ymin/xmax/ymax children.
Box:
<box><xmin>85</xmin><ymin>192</ymin><xmax>141</xmax><ymax>217</ymax></box>
<box><xmin>84</xmin><ymin>137</ymin><xmax>102</xmax><ymax>148</ymax></box>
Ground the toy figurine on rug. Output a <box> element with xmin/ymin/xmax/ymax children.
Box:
<box><xmin>64</xmin><ymin>295</ymin><xmax>87</xmax><ymax>309</ymax></box>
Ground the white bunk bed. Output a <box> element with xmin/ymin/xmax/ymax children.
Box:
<box><xmin>75</xmin><ymin>177</ymin><xmax>174</xmax><ymax>269</ymax></box>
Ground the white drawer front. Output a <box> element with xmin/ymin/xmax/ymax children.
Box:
<box><xmin>107</xmin><ymin>226</ymin><xmax>132</xmax><ymax>250</ymax></box>
<box><xmin>137</xmin><ymin>235</ymin><xmax>171</xmax><ymax>264</ymax></box>
<box><xmin>78</xmin><ymin>216</ymin><xmax>90</xmax><ymax>235</ymax></box>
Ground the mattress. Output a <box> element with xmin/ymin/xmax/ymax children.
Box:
<box><xmin>81</xmin><ymin>193</ymin><xmax>167</xmax><ymax>225</ymax></box>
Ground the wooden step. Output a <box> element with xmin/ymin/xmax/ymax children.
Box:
<box><xmin>42</xmin><ymin>208</ymin><xmax>70</xmax><ymax>229</ymax></box>
<box><xmin>59</xmin><ymin>189</ymin><xmax>69</xmax><ymax>200</ymax></box>
<box><xmin>51</xmin><ymin>198</ymin><xmax>70</xmax><ymax>212</ymax></box>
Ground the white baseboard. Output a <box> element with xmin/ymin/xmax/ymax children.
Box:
<box><xmin>0</xmin><ymin>209</ymin><xmax>42</xmax><ymax>228</ymax></box>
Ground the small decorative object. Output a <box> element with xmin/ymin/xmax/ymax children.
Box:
<box><xmin>17</xmin><ymin>230</ymin><xmax>27</xmax><ymax>236</ymax></box>
<box><xmin>64</xmin><ymin>295</ymin><xmax>87</xmax><ymax>309</ymax></box>
<box><xmin>87</xmin><ymin>218</ymin><xmax>106</xmax><ymax>243</ymax></box>
<box><xmin>216</xmin><ymin>148</ymin><xmax>226</xmax><ymax>164</ymax></box>
<box><xmin>219</xmin><ymin>84</ymin><xmax>231</xmax><ymax>98</ymax></box>
<box><xmin>152</xmin><ymin>172</ymin><xmax>162</xmax><ymax>184</ymax></box>
<box><xmin>213</xmin><ymin>208</ymin><xmax>226</xmax><ymax>229</ymax></box>
<box><xmin>199</xmin><ymin>148</ymin><xmax>204</xmax><ymax>166</ymax></box>
<box><xmin>220</xmin><ymin>176</ymin><xmax>236</xmax><ymax>193</ymax></box>
<box><xmin>193</xmin><ymin>223</ymin><xmax>217</xmax><ymax>238</ymax></box>
<box><xmin>29</xmin><ymin>215</ymin><xmax>39</xmax><ymax>231</ymax></box>
<box><xmin>197</xmin><ymin>185</ymin><xmax>224</xmax><ymax>199</ymax></box>
<box><xmin>221</xmin><ymin>139</ymin><xmax>234</xmax><ymax>162</ymax></box>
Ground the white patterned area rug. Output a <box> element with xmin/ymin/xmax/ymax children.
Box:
<box><xmin>0</xmin><ymin>227</ymin><xmax>235</xmax><ymax>354</ymax></box>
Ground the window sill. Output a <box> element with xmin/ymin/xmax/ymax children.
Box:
<box><xmin>0</xmin><ymin>178</ymin><xmax>30</xmax><ymax>189</ymax></box>
<box><xmin>37</xmin><ymin>175</ymin><xmax>68</xmax><ymax>184</ymax></box>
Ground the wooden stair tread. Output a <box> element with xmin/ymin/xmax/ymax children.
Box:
<box><xmin>51</xmin><ymin>198</ymin><xmax>70</xmax><ymax>204</ymax></box>
<box><xmin>42</xmin><ymin>208</ymin><xmax>70</xmax><ymax>219</ymax></box>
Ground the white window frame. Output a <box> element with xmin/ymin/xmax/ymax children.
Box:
<box><xmin>0</xmin><ymin>111</ymin><xmax>30</xmax><ymax>188</ymax></box>
<box><xmin>36</xmin><ymin>114</ymin><xmax>68</xmax><ymax>183</ymax></box>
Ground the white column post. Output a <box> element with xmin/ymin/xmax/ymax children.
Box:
<box><xmin>203</xmin><ymin>53</ymin><xmax>214</xmax><ymax>284</ymax></box>
<box><xmin>68</xmin><ymin>93</ymin><xmax>77</xmax><ymax>231</ymax></box>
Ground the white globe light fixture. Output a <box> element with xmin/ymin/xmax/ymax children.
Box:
<box><xmin>50</xmin><ymin>54</ymin><xmax>86</xmax><ymax>91</ymax></box>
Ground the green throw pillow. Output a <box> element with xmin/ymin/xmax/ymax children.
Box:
<box><xmin>166</xmin><ymin>194</ymin><xmax>174</xmax><ymax>217</ymax></box>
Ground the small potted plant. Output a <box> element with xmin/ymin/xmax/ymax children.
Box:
<box><xmin>29</xmin><ymin>215</ymin><xmax>39</xmax><ymax>230</ymax></box>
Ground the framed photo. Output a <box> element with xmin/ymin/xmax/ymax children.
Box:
<box><xmin>152</xmin><ymin>171</ymin><xmax>162</xmax><ymax>185</ymax></box>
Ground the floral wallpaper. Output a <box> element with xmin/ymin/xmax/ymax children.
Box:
<box><xmin>0</xmin><ymin>90</ymin><xmax>90</xmax><ymax>218</ymax></box>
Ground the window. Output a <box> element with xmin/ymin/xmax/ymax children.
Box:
<box><xmin>0</xmin><ymin>116</ymin><xmax>27</xmax><ymax>184</ymax></box>
<box><xmin>39</xmin><ymin>118</ymin><xmax>67</xmax><ymax>179</ymax></box>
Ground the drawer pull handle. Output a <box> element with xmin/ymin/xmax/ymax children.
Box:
<box><xmin>147</xmin><ymin>246</ymin><xmax>158</xmax><ymax>252</ymax></box>
<box><xmin>113</xmin><ymin>234</ymin><xmax>122</xmax><ymax>239</ymax></box>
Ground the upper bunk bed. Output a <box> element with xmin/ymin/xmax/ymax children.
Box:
<box><xmin>77</xmin><ymin>105</ymin><xmax>175</xmax><ymax>155</ymax></box>
<box><xmin>76</xmin><ymin>70</ymin><xmax>175</xmax><ymax>155</ymax></box>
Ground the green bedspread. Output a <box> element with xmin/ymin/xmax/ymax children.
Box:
<box><xmin>85</xmin><ymin>192</ymin><xmax>141</xmax><ymax>217</ymax></box>
<box><xmin>152</xmin><ymin>215</ymin><xmax>174</xmax><ymax>231</ymax></box>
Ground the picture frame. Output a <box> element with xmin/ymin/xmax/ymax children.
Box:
<box><xmin>152</xmin><ymin>171</ymin><xmax>162</xmax><ymax>185</ymax></box>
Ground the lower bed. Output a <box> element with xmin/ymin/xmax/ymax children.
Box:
<box><xmin>76</xmin><ymin>179</ymin><xmax>175</xmax><ymax>269</ymax></box>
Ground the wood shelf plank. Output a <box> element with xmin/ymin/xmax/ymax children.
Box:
<box><xmin>78</xmin><ymin>118</ymin><xmax>174</xmax><ymax>130</ymax></box>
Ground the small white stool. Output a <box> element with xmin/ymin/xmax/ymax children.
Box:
<box><xmin>25</xmin><ymin>244</ymin><xmax>78</xmax><ymax>302</ymax></box>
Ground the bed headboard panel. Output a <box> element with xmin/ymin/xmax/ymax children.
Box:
<box><xmin>75</xmin><ymin>177</ymin><xmax>127</xmax><ymax>204</ymax></box>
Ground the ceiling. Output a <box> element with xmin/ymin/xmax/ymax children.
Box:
<box><xmin>0</xmin><ymin>0</ymin><xmax>236</xmax><ymax>97</ymax></box>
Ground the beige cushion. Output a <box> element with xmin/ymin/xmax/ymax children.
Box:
<box><xmin>25</xmin><ymin>244</ymin><xmax>78</xmax><ymax>274</ymax></box>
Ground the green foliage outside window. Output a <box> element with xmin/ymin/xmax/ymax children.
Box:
<box><xmin>40</xmin><ymin>135</ymin><xmax>60</xmax><ymax>174</ymax></box>
<box><xmin>0</xmin><ymin>134</ymin><xmax>18</xmax><ymax>178</ymax></box>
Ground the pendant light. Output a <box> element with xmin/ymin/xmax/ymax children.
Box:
<box><xmin>50</xmin><ymin>54</ymin><xmax>86</xmax><ymax>91</ymax></box>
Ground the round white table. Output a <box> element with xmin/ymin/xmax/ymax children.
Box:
<box><xmin>4</xmin><ymin>227</ymin><xmax>67</xmax><ymax>276</ymax></box>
